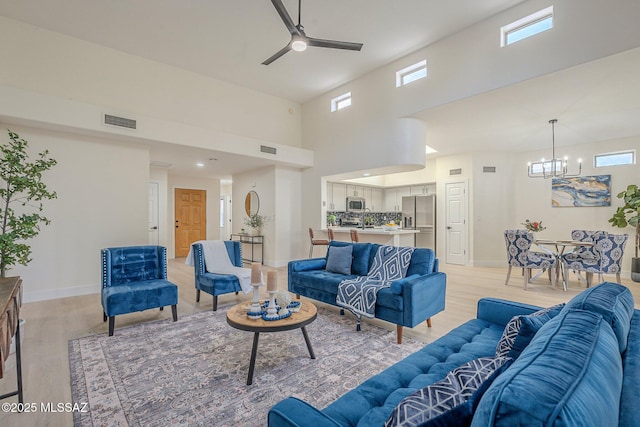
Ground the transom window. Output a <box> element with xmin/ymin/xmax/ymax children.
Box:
<box><xmin>396</xmin><ymin>60</ymin><xmax>427</xmax><ymax>87</ymax></box>
<box><xmin>331</xmin><ymin>92</ymin><xmax>352</xmax><ymax>112</ymax></box>
<box><xmin>594</xmin><ymin>150</ymin><xmax>636</xmax><ymax>167</ymax></box>
<box><xmin>501</xmin><ymin>6</ymin><xmax>553</xmax><ymax>47</ymax></box>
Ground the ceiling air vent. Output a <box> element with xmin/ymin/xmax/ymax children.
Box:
<box><xmin>104</xmin><ymin>114</ymin><xmax>137</xmax><ymax>129</ymax></box>
<box><xmin>449</xmin><ymin>168</ymin><xmax>462</xmax><ymax>175</ymax></box>
<box><xmin>483</xmin><ymin>166</ymin><xmax>497</xmax><ymax>173</ymax></box>
<box><xmin>260</xmin><ymin>145</ymin><xmax>277</xmax><ymax>155</ymax></box>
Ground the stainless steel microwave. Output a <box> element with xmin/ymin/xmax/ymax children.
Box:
<box><xmin>346</xmin><ymin>197</ymin><xmax>366</xmax><ymax>212</ymax></box>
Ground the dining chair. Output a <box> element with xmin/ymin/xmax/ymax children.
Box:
<box><xmin>563</xmin><ymin>233</ymin><xmax>628</xmax><ymax>287</ymax></box>
<box><xmin>350</xmin><ymin>229</ymin><xmax>360</xmax><ymax>243</ymax></box>
<box><xmin>308</xmin><ymin>228</ymin><xmax>330</xmax><ymax>258</ymax></box>
<box><xmin>504</xmin><ymin>229</ymin><xmax>557</xmax><ymax>290</ymax></box>
<box><xmin>567</xmin><ymin>230</ymin><xmax>607</xmax><ymax>258</ymax></box>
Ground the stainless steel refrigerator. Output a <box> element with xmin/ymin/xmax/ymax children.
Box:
<box><xmin>402</xmin><ymin>195</ymin><xmax>435</xmax><ymax>249</ymax></box>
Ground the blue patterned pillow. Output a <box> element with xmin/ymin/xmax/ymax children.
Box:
<box><xmin>385</xmin><ymin>356</ymin><xmax>512</xmax><ymax>427</ymax></box>
<box><xmin>495</xmin><ymin>304</ymin><xmax>565</xmax><ymax>359</ymax></box>
<box><xmin>325</xmin><ymin>245</ymin><xmax>353</xmax><ymax>275</ymax></box>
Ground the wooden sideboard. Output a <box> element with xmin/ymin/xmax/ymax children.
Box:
<box><xmin>0</xmin><ymin>276</ymin><xmax>23</xmax><ymax>402</ymax></box>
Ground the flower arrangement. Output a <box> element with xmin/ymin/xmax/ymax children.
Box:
<box><xmin>244</xmin><ymin>213</ymin><xmax>267</xmax><ymax>229</ymax></box>
<box><xmin>522</xmin><ymin>219</ymin><xmax>546</xmax><ymax>232</ymax></box>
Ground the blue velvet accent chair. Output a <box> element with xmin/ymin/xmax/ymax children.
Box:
<box><xmin>563</xmin><ymin>232</ymin><xmax>628</xmax><ymax>287</ymax></box>
<box><xmin>192</xmin><ymin>241</ymin><xmax>243</xmax><ymax>311</ymax></box>
<box><xmin>504</xmin><ymin>229</ymin><xmax>556</xmax><ymax>289</ymax></box>
<box><xmin>101</xmin><ymin>245</ymin><xmax>178</xmax><ymax>336</ymax></box>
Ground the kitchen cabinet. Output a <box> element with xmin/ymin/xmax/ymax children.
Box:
<box><xmin>410</xmin><ymin>183</ymin><xmax>436</xmax><ymax>195</ymax></box>
<box><xmin>384</xmin><ymin>186</ymin><xmax>411</xmax><ymax>212</ymax></box>
<box><xmin>345</xmin><ymin>184</ymin><xmax>364</xmax><ymax>197</ymax></box>
<box><xmin>366</xmin><ymin>187</ymin><xmax>383</xmax><ymax>212</ymax></box>
<box><xmin>327</xmin><ymin>183</ymin><xmax>346</xmax><ymax>211</ymax></box>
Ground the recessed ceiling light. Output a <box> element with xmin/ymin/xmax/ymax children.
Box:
<box><xmin>196</xmin><ymin>162</ymin><xmax>205</xmax><ymax>168</ymax></box>
<box><xmin>363</xmin><ymin>173</ymin><xmax>371</xmax><ymax>177</ymax></box>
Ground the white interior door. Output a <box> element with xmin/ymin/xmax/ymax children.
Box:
<box><xmin>445</xmin><ymin>181</ymin><xmax>468</xmax><ymax>265</ymax></box>
<box><xmin>148</xmin><ymin>182</ymin><xmax>159</xmax><ymax>245</ymax></box>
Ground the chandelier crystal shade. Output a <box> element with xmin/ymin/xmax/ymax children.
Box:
<box><xmin>527</xmin><ymin>119</ymin><xmax>582</xmax><ymax>179</ymax></box>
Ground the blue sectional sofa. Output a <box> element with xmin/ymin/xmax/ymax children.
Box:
<box><xmin>269</xmin><ymin>282</ymin><xmax>639</xmax><ymax>427</ymax></box>
<box><xmin>288</xmin><ymin>241</ymin><xmax>446</xmax><ymax>344</ymax></box>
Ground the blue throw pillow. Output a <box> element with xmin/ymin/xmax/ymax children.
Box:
<box><xmin>385</xmin><ymin>356</ymin><xmax>512</xmax><ymax>427</ymax></box>
<box><xmin>325</xmin><ymin>245</ymin><xmax>353</xmax><ymax>275</ymax></box>
<box><xmin>495</xmin><ymin>303</ymin><xmax>564</xmax><ymax>359</ymax></box>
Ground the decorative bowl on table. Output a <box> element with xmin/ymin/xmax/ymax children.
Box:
<box><xmin>383</xmin><ymin>223</ymin><xmax>400</xmax><ymax>231</ymax></box>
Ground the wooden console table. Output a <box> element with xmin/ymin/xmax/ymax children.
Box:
<box><xmin>230</xmin><ymin>233</ymin><xmax>264</xmax><ymax>264</ymax></box>
<box><xmin>0</xmin><ymin>276</ymin><xmax>23</xmax><ymax>403</ymax></box>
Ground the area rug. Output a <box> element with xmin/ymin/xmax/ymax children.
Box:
<box><xmin>69</xmin><ymin>305</ymin><xmax>426</xmax><ymax>426</ymax></box>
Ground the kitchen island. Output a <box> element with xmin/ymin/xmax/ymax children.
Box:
<box><xmin>326</xmin><ymin>227</ymin><xmax>419</xmax><ymax>247</ymax></box>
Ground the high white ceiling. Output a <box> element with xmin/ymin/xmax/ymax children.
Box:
<box><xmin>2</xmin><ymin>1</ymin><xmax>639</xmax><ymax>180</ymax></box>
<box><xmin>0</xmin><ymin>0</ymin><xmax>525</xmax><ymax>103</ymax></box>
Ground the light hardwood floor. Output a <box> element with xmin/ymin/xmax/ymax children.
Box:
<box><xmin>1</xmin><ymin>259</ymin><xmax>638</xmax><ymax>426</ymax></box>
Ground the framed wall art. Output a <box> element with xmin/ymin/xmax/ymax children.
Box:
<box><xmin>551</xmin><ymin>175</ymin><xmax>611</xmax><ymax>207</ymax></box>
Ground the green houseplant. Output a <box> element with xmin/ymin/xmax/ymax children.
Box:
<box><xmin>0</xmin><ymin>130</ymin><xmax>57</xmax><ymax>277</ymax></box>
<box><xmin>608</xmin><ymin>184</ymin><xmax>640</xmax><ymax>282</ymax></box>
<box><xmin>244</xmin><ymin>213</ymin><xmax>266</xmax><ymax>235</ymax></box>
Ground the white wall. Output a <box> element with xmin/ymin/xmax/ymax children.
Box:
<box><xmin>0</xmin><ymin>16</ymin><xmax>301</xmax><ymax>148</ymax></box>
<box><xmin>150</xmin><ymin>167</ymin><xmax>169</xmax><ymax>248</ymax></box>
<box><xmin>2</xmin><ymin>125</ymin><xmax>149</xmax><ymax>302</ymax></box>
<box><xmin>299</xmin><ymin>0</ymin><xmax>640</xmax><ymax>262</ymax></box>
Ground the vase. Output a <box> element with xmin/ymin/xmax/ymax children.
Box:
<box><xmin>251</xmin><ymin>227</ymin><xmax>262</xmax><ymax>236</ymax></box>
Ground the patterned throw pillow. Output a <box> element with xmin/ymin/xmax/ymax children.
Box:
<box><xmin>385</xmin><ymin>356</ymin><xmax>512</xmax><ymax>427</ymax></box>
<box><xmin>495</xmin><ymin>304</ymin><xmax>565</xmax><ymax>359</ymax></box>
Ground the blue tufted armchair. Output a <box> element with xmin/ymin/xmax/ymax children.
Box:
<box><xmin>101</xmin><ymin>245</ymin><xmax>178</xmax><ymax>336</ymax></box>
<box><xmin>192</xmin><ymin>241</ymin><xmax>243</xmax><ymax>311</ymax></box>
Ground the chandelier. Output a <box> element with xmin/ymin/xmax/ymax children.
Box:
<box><xmin>527</xmin><ymin>119</ymin><xmax>582</xmax><ymax>179</ymax></box>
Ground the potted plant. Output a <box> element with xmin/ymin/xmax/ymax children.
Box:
<box><xmin>244</xmin><ymin>213</ymin><xmax>267</xmax><ymax>235</ymax></box>
<box><xmin>608</xmin><ymin>184</ymin><xmax>640</xmax><ymax>282</ymax></box>
<box><xmin>0</xmin><ymin>130</ymin><xmax>57</xmax><ymax>277</ymax></box>
<box><xmin>328</xmin><ymin>214</ymin><xmax>336</xmax><ymax>227</ymax></box>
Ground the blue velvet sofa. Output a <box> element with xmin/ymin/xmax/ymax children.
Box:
<box><xmin>192</xmin><ymin>241</ymin><xmax>243</xmax><ymax>311</ymax></box>
<box><xmin>288</xmin><ymin>241</ymin><xmax>447</xmax><ymax>344</ymax></box>
<box><xmin>269</xmin><ymin>282</ymin><xmax>639</xmax><ymax>427</ymax></box>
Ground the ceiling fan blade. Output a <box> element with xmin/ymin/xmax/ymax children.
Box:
<box><xmin>270</xmin><ymin>0</ymin><xmax>299</xmax><ymax>36</ymax></box>
<box><xmin>307</xmin><ymin>37</ymin><xmax>363</xmax><ymax>51</ymax></box>
<box><xmin>262</xmin><ymin>44</ymin><xmax>292</xmax><ymax>65</ymax></box>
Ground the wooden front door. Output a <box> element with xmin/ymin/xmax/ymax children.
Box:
<box><xmin>175</xmin><ymin>188</ymin><xmax>206</xmax><ymax>257</ymax></box>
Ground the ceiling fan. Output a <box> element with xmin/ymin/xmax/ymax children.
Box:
<box><xmin>262</xmin><ymin>0</ymin><xmax>363</xmax><ymax>65</ymax></box>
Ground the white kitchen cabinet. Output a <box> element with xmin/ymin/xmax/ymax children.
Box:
<box><xmin>368</xmin><ymin>187</ymin><xmax>383</xmax><ymax>211</ymax></box>
<box><xmin>331</xmin><ymin>183</ymin><xmax>346</xmax><ymax>211</ymax></box>
<box><xmin>410</xmin><ymin>183</ymin><xmax>437</xmax><ymax>195</ymax></box>
<box><xmin>384</xmin><ymin>186</ymin><xmax>410</xmax><ymax>211</ymax></box>
<box><xmin>345</xmin><ymin>184</ymin><xmax>364</xmax><ymax>197</ymax></box>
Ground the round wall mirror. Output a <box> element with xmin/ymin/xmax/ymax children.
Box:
<box><xmin>245</xmin><ymin>190</ymin><xmax>259</xmax><ymax>216</ymax></box>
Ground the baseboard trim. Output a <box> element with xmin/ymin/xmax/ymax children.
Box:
<box><xmin>23</xmin><ymin>283</ymin><xmax>100</xmax><ymax>303</ymax></box>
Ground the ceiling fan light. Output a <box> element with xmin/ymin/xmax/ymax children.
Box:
<box><xmin>291</xmin><ymin>38</ymin><xmax>307</xmax><ymax>52</ymax></box>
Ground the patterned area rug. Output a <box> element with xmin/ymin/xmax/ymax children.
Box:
<box><xmin>69</xmin><ymin>305</ymin><xmax>425</xmax><ymax>426</ymax></box>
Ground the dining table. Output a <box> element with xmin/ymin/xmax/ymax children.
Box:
<box><xmin>534</xmin><ymin>239</ymin><xmax>595</xmax><ymax>291</ymax></box>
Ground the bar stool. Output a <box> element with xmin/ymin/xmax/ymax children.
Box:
<box><xmin>350</xmin><ymin>229</ymin><xmax>360</xmax><ymax>243</ymax></box>
<box><xmin>308</xmin><ymin>228</ymin><xmax>330</xmax><ymax>258</ymax></box>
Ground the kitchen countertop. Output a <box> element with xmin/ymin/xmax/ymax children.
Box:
<box><xmin>326</xmin><ymin>227</ymin><xmax>419</xmax><ymax>234</ymax></box>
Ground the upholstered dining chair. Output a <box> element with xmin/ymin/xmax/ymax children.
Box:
<box><xmin>563</xmin><ymin>233</ymin><xmax>628</xmax><ymax>287</ymax></box>
<box><xmin>101</xmin><ymin>245</ymin><xmax>178</xmax><ymax>336</ymax></box>
<box><xmin>504</xmin><ymin>229</ymin><xmax>557</xmax><ymax>289</ymax></box>
<box><xmin>350</xmin><ymin>229</ymin><xmax>360</xmax><ymax>243</ymax></box>
<box><xmin>308</xmin><ymin>228</ymin><xmax>330</xmax><ymax>257</ymax></box>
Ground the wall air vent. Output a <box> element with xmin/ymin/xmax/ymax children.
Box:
<box><xmin>104</xmin><ymin>114</ymin><xmax>137</xmax><ymax>129</ymax></box>
<box><xmin>483</xmin><ymin>166</ymin><xmax>497</xmax><ymax>173</ymax></box>
<box><xmin>260</xmin><ymin>145</ymin><xmax>277</xmax><ymax>155</ymax></box>
<box><xmin>449</xmin><ymin>168</ymin><xmax>462</xmax><ymax>175</ymax></box>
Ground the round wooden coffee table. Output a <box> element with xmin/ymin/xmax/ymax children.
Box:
<box><xmin>226</xmin><ymin>300</ymin><xmax>317</xmax><ymax>385</ymax></box>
